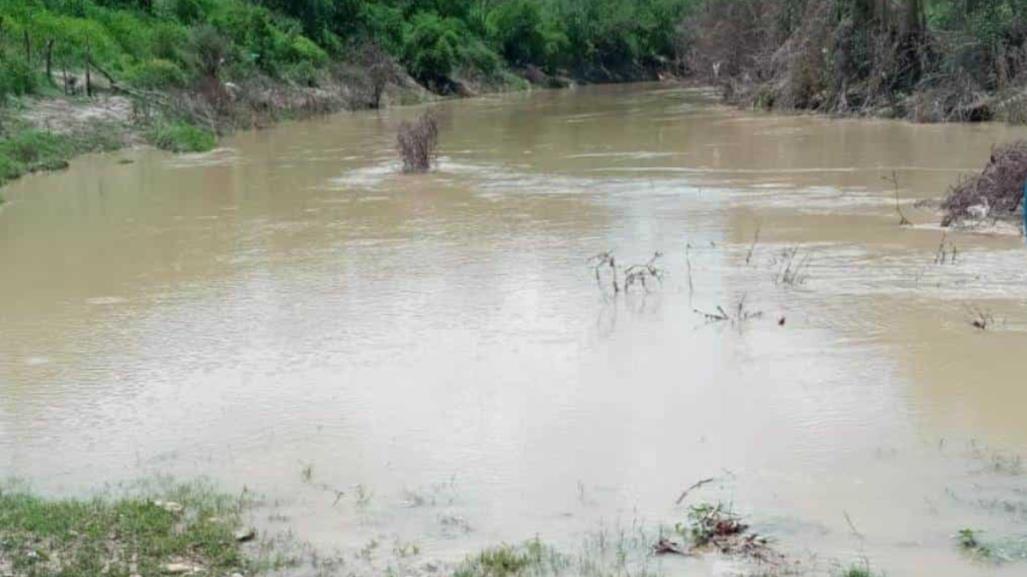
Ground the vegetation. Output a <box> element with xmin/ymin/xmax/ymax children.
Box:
<box><xmin>837</xmin><ymin>561</ymin><xmax>877</xmax><ymax>577</ymax></box>
<box><xmin>684</xmin><ymin>0</ymin><xmax>1027</xmax><ymax>123</ymax></box>
<box><xmin>397</xmin><ymin>110</ymin><xmax>439</xmax><ymax>172</ymax></box>
<box><xmin>0</xmin><ymin>481</ymin><xmax>249</xmax><ymax>577</ymax></box>
<box><xmin>453</xmin><ymin>540</ymin><xmax>566</xmax><ymax>577</ymax></box>
<box><xmin>150</xmin><ymin>121</ymin><xmax>217</xmax><ymax>153</ymax></box>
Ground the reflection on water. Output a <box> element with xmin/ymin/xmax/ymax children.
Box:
<box><xmin>1</xmin><ymin>83</ymin><xmax>1026</xmax><ymax>576</ymax></box>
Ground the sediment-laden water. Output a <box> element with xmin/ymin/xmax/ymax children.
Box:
<box><xmin>2</xmin><ymin>84</ymin><xmax>1026</xmax><ymax>576</ymax></box>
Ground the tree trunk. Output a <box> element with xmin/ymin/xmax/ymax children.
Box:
<box><xmin>85</xmin><ymin>45</ymin><xmax>93</xmax><ymax>97</ymax></box>
<box><xmin>45</xmin><ymin>39</ymin><xmax>54</xmax><ymax>85</ymax></box>
<box><xmin>23</xmin><ymin>28</ymin><xmax>30</xmax><ymax>63</ymax></box>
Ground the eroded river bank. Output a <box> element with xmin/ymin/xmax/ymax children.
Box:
<box><xmin>1</xmin><ymin>84</ymin><xmax>1026</xmax><ymax>576</ymax></box>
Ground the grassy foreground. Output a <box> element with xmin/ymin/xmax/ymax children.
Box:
<box><xmin>0</xmin><ymin>482</ymin><xmax>249</xmax><ymax>577</ymax></box>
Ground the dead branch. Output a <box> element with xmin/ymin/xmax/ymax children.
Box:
<box><xmin>676</xmin><ymin>477</ymin><xmax>715</xmax><ymax>505</ymax></box>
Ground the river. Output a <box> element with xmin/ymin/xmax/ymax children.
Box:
<box><xmin>1</xmin><ymin>83</ymin><xmax>1026</xmax><ymax>576</ymax></box>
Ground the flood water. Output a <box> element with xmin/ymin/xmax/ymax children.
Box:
<box><xmin>2</xmin><ymin>84</ymin><xmax>1027</xmax><ymax>576</ymax></box>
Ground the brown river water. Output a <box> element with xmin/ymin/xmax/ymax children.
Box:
<box><xmin>2</xmin><ymin>84</ymin><xmax>1027</xmax><ymax>576</ymax></box>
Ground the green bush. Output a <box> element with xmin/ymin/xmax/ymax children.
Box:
<box><xmin>125</xmin><ymin>59</ymin><xmax>189</xmax><ymax>89</ymax></box>
<box><xmin>460</xmin><ymin>40</ymin><xmax>503</xmax><ymax>77</ymax></box>
<box><xmin>150</xmin><ymin>122</ymin><xmax>216</xmax><ymax>153</ymax></box>
<box><xmin>0</xmin><ymin>129</ymin><xmax>71</xmax><ymax>186</ymax></box>
<box><xmin>402</xmin><ymin>12</ymin><xmax>462</xmax><ymax>83</ymax></box>
<box><xmin>284</xmin><ymin>60</ymin><xmax>320</xmax><ymax>86</ymax></box>
<box><xmin>486</xmin><ymin>0</ymin><xmax>547</xmax><ymax>66</ymax></box>
<box><xmin>0</xmin><ymin>59</ymin><xmax>40</xmax><ymax>99</ymax></box>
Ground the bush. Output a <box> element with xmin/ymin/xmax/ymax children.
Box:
<box><xmin>396</xmin><ymin>111</ymin><xmax>439</xmax><ymax>173</ymax></box>
<box><xmin>0</xmin><ymin>59</ymin><xmax>40</xmax><ymax>100</ymax></box>
<box><xmin>460</xmin><ymin>40</ymin><xmax>503</xmax><ymax>78</ymax></box>
<box><xmin>402</xmin><ymin>12</ymin><xmax>462</xmax><ymax>84</ymax></box>
<box><xmin>486</xmin><ymin>0</ymin><xmax>547</xmax><ymax>66</ymax></box>
<box><xmin>0</xmin><ymin>129</ymin><xmax>71</xmax><ymax>186</ymax></box>
<box><xmin>150</xmin><ymin>122</ymin><xmax>216</xmax><ymax>152</ymax></box>
<box><xmin>125</xmin><ymin>59</ymin><xmax>189</xmax><ymax>89</ymax></box>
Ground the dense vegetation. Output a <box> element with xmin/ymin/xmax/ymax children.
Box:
<box><xmin>686</xmin><ymin>0</ymin><xmax>1027</xmax><ymax>122</ymax></box>
<box><xmin>5</xmin><ymin>1</ymin><xmax>1027</xmax><ymax>191</ymax></box>
<box><xmin>0</xmin><ymin>0</ymin><xmax>693</xmax><ymax>104</ymax></box>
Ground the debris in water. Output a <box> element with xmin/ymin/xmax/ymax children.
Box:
<box><xmin>942</xmin><ymin>140</ymin><xmax>1027</xmax><ymax>227</ymax></box>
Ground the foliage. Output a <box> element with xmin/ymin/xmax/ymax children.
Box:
<box><xmin>0</xmin><ymin>481</ymin><xmax>247</xmax><ymax>577</ymax></box>
<box><xmin>124</xmin><ymin>58</ymin><xmax>189</xmax><ymax>89</ymax></box>
<box><xmin>402</xmin><ymin>11</ymin><xmax>462</xmax><ymax>84</ymax></box>
<box><xmin>453</xmin><ymin>539</ymin><xmax>566</xmax><ymax>577</ymax></box>
<box><xmin>149</xmin><ymin>121</ymin><xmax>216</xmax><ymax>152</ymax></box>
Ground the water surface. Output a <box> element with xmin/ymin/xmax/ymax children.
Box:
<box><xmin>2</xmin><ymin>84</ymin><xmax>1026</xmax><ymax>575</ymax></box>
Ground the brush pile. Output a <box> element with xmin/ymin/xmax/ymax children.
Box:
<box><xmin>397</xmin><ymin>111</ymin><xmax>439</xmax><ymax>173</ymax></box>
<box><xmin>942</xmin><ymin>141</ymin><xmax>1027</xmax><ymax>227</ymax></box>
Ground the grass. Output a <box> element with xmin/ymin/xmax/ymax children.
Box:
<box><xmin>958</xmin><ymin>528</ymin><xmax>996</xmax><ymax>561</ymax></box>
<box><xmin>453</xmin><ymin>539</ymin><xmax>566</xmax><ymax>577</ymax></box>
<box><xmin>149</xmin><ymin>122</ymin><xmax>217</xmax><ymax>154</ymax></box>
<box><xmin>837</xmin><ymin>563</ymin><xmax>875</xmax><ymax>577</ymax></box>
<box><xmin>0</xmin><ymin>480</ymin><xmax>250</xmax><ymax>577</ymax></box>
<box><xmin>0</xmin><ymin>130</ymin><xmax>71</xmax><ymax>187</ymax></box>
<box><xmin>0</xmin><ymin>121</ymin><xmax>127</xmax><ymax>189</ymax></box>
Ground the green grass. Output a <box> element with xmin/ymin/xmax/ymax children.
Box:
<box><xmin>453</xmin><ymin>539</ymin><xmax>566</xmax><ymax>577</ymax></box>
<box><xmin>837</xmin><ymin>560</ymin><xmax>877</xmax><ymax>577</ymax></box>
<box><xmin>0</xmin><ymin>481</ymin><xmax>249</xmax><ymax>577</ymax></box>
<box><xmin>0</xmin><ymin>129</ymin><xmax>71</xmax><ymax>187</ymax></box>
<box><xmin>149</xmin><ymin>122</ymin><xmax>217</xmax><ymax>153</ymax></box>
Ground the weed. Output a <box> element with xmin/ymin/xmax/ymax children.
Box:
<box><xmin>837</xmin><ymin>559</ymin><xmax>877</xmax><ymax>577</ymax></box>
<box><xmin>149</xmin><ymin>122</ymin><xmax>216</xmax><ymax>153</ymax></box>
<box><xmin>623</xmin><ymin>251</ymin><xmax>665</xmax><ymax>293</ymax></box>
<box><xmin>966</xmin><ymin>305</ymin><xmax>995</xmax><ymax>331</ymax></box>
<box><xmin>453</xmin><ymin>539</ymin><xmax>566</xmax><ymax>577</ymax></box>
<box><xmin>957</xmin><ymin>528</ymin><xmax>994</xmax><ymax>559</ymax></box>
<box><xmin>0</xmin><ymin>481</ymin><xmax>248</xmax><ymax>577</ymax></box>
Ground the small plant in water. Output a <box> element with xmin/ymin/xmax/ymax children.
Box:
<box><xmin>957</xmin><ymin>528</ymin><xmax>994</xmax><ymax>559</ymax></box>
<box><xmin>397</xmin><ymin>111</ymin><xmax>439</xmax><ymax>173</ymax></box>
<box><xmin>453</xmin><ymin>539</ymin><xmax>567</xmax><ymax>577</ymax></box>
<box><xmin>774</xmin><ymin>246</ymin><xmax>811</xmax><ymax>286</ymax></box>
<box><xmin>837</xmin><ymin>559</ymin><xmax>877</xmax><ymax>577</ymax></box>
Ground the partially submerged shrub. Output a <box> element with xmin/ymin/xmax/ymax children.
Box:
<box><xmin>150</xmin><ymin>122</ymin><xmax>217</xmax><ymax>153</ymax></box>
<box><xmin>396</xmin><ymin>111</ymin><xmax>439</xmax><ymax>173</ymax></box>
<box><xmin>942</xmin><ymin>141</ymin><xmax>1027</xmax><ymax>226</ymax></box>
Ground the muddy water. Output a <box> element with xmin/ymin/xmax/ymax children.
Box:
<box><xmin>2</xmin><ymin>84</ymin><xmax>1027</xmax><ymax>575</ymax></box>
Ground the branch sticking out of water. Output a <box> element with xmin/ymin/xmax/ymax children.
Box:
<box><xmin>589</xmin><ymin>251</ymin><xmax>619</xmax><ymax>295</ymax></box>
<box><xmin>745</xmin><ymin>223</ymin><xmax>761</xmax><ymax>266</ymax></box>
<box><xmin>694</xmin><ymin>295</ymin><xmax>763</xmax><ymax>325</ymax></box>
<box><xmin>623</xmin><ymin>251</ymin><xmax>665</xmax><ymax>293</ymax></box>
<box><xmin>774</xmin><ymin>247</ymin><xmax>811</xmax><ymax>286</ymax></box>
<box><xmin>934</xmin><ymin>232</ymin><xmax>958</xmax><ymax>265</ymax></box>
<box><xmin>966</xmin><ymin>305</ymin><xmax>995</xmax><ymax>331</ymax></box>
<box><xmin>885</xmin><ymin>171</ymin><xmax>912</xmax><ymax>226</ymax></box>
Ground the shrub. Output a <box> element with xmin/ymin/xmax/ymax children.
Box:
<box><xmin>460</xmin><ymin>40</ymin><xmax>503</xmax><ymax>78</ymax></box>
<box><xmin>125</xmin><ymin>59</ymin><xmax>189</xmax><ymax>89</ymax></box>
<box><xmin>486</xmin><ymin>0</ymin><xmax>547</xmax><ymax>66</ymax></box>
<box><xmin>402</xmin><ymin>12</ymin><xmax>461</xmax><ymax>84</ymax></box>
<box><xmin>284</xmin><ymin>60</ymin><xmax>320</xmax><ymax>87</ymax></box>
<box><xmin>396</xmin><ymin>111</ymin><xmax>439</xmax><ymax>173</ymax></box>
<box><xmin>150</xmin><ymin>122</ymin><xmax>216</xmax><ymax>152</ymax></box>
<box><xmin>0</xmin><ymin>59</ymin><xmax>40</xmax><ymax>99</ymax></box>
